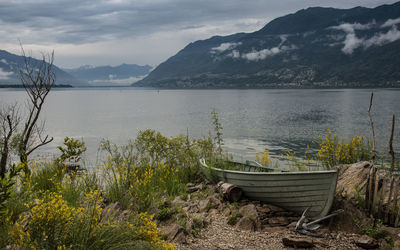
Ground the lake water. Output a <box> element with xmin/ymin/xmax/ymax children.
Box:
<box><xmin>1</xmin><ymin>87</ymin><xmax>399</xmax><ymax>166</ymax></box>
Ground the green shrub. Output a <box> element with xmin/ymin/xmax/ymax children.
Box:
<box><xmin>56</xmin><ymin>137</ymin><xmax>87</xmax><ymax>164</ymax></box>
<box><xmin>227</xmin><ymin>211</ymin><xmax>242</xmax><ymax>226</ymax></box>
<box><xmin>157</xmin><ymin>207</ymin><xmax>174</xmax><ymax>221</ymax></box>
<box><xmin>355</xmin><ymin>219</ymin><xmax>385</xmax><ymax>239</ymax></box>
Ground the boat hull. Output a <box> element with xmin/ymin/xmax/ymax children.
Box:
<box><xmin>201</xmin><ymin>159</ymin><xmax>338</xmax><ymax>219</ymax></box>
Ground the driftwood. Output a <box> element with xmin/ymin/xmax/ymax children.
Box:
<box><xmin>216</xmin><ymin>181</ymin><xmax>242</xmax><ymax>202</ymax></box>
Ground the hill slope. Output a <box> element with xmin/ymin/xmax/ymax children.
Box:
<box><xmin>134</xmin><ymin>2</ymin><xmax>400</xmax><ymax>88</ymax></box>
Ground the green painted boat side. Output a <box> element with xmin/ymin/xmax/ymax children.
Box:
<box><xmin>200</xmin><ymin>159</ymin><xmax>338</xmax><ymax>219</ymax></box>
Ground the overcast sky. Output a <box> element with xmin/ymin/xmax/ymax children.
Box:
<box><xmin>0</xmin><ymin>0</ymin><xmax>398</xmax><ymax>68</ymax></box>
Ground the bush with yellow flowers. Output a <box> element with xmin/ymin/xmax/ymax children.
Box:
<box><xmin>10</xmin><ymin>192</ymin><xmax>78</xmax><ymax>248</ymax></box>
<box><xmin>315</xmin><ymin>130</ymin><xmax>372</xmax><ymax>168</ymax></box>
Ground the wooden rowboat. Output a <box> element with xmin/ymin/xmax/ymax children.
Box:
<box><xmin>199</xmin><ymin>158</ymin><xmax>338</xmax><ymax>219</ymax></box>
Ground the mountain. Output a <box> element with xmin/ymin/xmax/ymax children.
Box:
<box><xmin>134</xmin><ymin>2</ymin><xmax>400</xmax><ymax>88</ymax></box>
<box><xmin>65</xmin><ymin>64</ymin><xmax>152</xmax><ymax>86</ymax></box>
<box><xmin>0</xmin><ymin>50</ymin><xmax>85</xmax><ymax>86</ymax></box>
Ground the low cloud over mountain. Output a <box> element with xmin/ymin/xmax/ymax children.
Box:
<box><xmin>64</xmin><ymin>64</ymin><xmax>152</xmax><ymax>86</ymax></box>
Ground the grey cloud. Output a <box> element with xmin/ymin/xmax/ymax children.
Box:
<box><xmin>0</xmin><ymin>0</ymin><xmax>398</xmax><ymax>66</ymax></box>
<box><xmin>331</xmin><ymin>20</ymin><xmax>400</xmax><ymax>54</ymax></box>
<box><xmin>0</xmin><ymin>0</ymin><xmax>279</xmax><ymax>45</ymax></box>
<box><xmin>1</xmin><ymin>0</ymin><xmax>397</xmax><ymax>46</ymax></box>
<box><xmin>330</xmin><ymin>22</ymin><xmax>374</xmax><ymax>54</ymax></box>
<box><xmin>211</xmin><ymin>42</ymin><xmax>242</xmax><ymax>53</ymax></box>
<box><xmin>364</xmin><ymin>26</ymin><xmax>400</xmax><ymax>48</ymax></box>
<box><xmin>220</xmin><ymin>35</ymin><xmax>295</xmax><ymax>61</ymax></box>
<box><xmin>241</xmin><ymin>47</ymin><xmax>282</xmax><ymax>61</ymax></box>
<box><xmin>0</xmin><ymin>68</ymin><xmax>14</xmax><ymax>80</ymax></box>
<box><xmin>381</xmin><ymin>17</ymin><xmax>400</xmax><ymax>27</ymax></box>
<box><xmin>331</xmin><ymin>21</ymin><xmax>376</xmax><ymax>33</ymax></box>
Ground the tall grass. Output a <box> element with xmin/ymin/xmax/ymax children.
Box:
<box><xmin>100</xmin><ymin>129</ymin><xmax>213</xmax><ymax>211</ymax></box>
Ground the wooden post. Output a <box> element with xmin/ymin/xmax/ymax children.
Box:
<box><xmin>367</xmin><ymin>166</ymin><xmax>376</xmax><ymax>213</ymax></box>
<box><xmin>368</xmin><ymin>92</ymin><xmax>377</xmax><ymax>163</ymax></box>
<box><xmin>389</xmin><ymin>115</ymin><xmax>396</xmax><ymax>173</ymax></box>
<box><xmin>391</xmin><ymin>177</ymin><xmax>399</xmax><ymax>225</ymax></box>
<box><xmin>364</xmin><ymin>165</ymin><xmax>373</xmax><ymax>211</ymax></box>
<box><xmin>378</xmin><ymin>176</ymin><xmax>387</xmax><ymax>219</ymax></box>
<box><xmin>385</xmin><ymin>176</ymin><xmax>395</xmax><ymax>224</ymax></box>
<box><xmin>394</xmin><ymin>188</ymin><xmax>400</xmax><ymax>227</ymax></box>
<box><xmin>372</xmin><ymin>169</ymin><xmax>380</xmax><ymax>216</ymax></box>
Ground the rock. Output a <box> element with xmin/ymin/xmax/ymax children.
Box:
<box><xmin>199</xmin><ymin>196</ymin><xmax>220</xmax><ymax>212</ymax></box>
<box><xmin>355</xmin><ymin>235</ymin><xmax>379</xmax><ymax>249</ymax></box>
<box><xmin>256</xmin><ymin>205</ymin><xmax>271</xmax><ymax>215</ymax></box>
<box><xmin>282</xmin><ymin>236</ymin><xmax>315</xmax><ymax>248</ymax></box>
<box><xmin>239</xmin><ymin>204</ymin><xmax>261</xmax><ymax>230</ymax></box>
<box><xmin>382</xmin><ymin>226</ymin><xmax>400</xmax><ymax>240</ymax></box>
<box><xmin>174</xmin><ymin>231</ymin><xmax>186</xmax><ymax>244</ymax></box>
<box><xmin>335</xmin><ymin>161</ymin><xmax>371</xmax><ymax>199</ymax></box>
<box><xmin>208</xmin><ymin>208</ymin><xmax>219</xmax><ymax>217</ymax></box>
<box><xmin>188</xmin><ymin>213</ymin><xmax>209</xmax><ymax>232</ymax></box>
<box><xmin>394</xmin><ymin>240</ymin><xmax>400</xmax><ymax>248</ymax></box>
<box><xmin>239</xmin><ymin>204</ymin><xmax>258</xmax><ymax>222</ymax></box>
<box><xmin>263</xmin><ymin>204</ymin><xmax>285</xmax><ymax>214</ymax></box>
<box><xmin>263</xmin><ymin>226</ymin><xmax>287</xmax><ymax>233</ymax></box>
<box><xmin>162</xmin><ymin>224</ymin><xmax>186</xmax><ymax>243</ymax></box>
<box><xmin>193</xmin><ymin>213</ymin><xmax>210</xmax><ymax>226</ymax></box>
<box><xmin>235</xmin><ymin>217</ymin><xmax>255</xmax><ymax>231</ymax></box>
<box><xmin>287</xmin><ymin>221</ymin><xmax>297</xmax><ymax>230</ymax></box>
<box><xmin>187</xmin><ymin>183</ymin><xmax>204</xmax><ymax>193</ymax></box>
<box><xmin>223</xmin><ymin>207</ymin><xmax>231</xmax><ymax>217</ymax></box>
<box><xmin>183</xmin><ymin>203</ymin><xmax>199</xmax><ymax>216</ymax></box>
<box><xmin>268</xmin><ymin>217</ymin><xmax>290</xmax><ymax>226</ymax></box>
<box><xmin>101</xmin><ymin>202</ymin><xmax>128</xmax><ymax>223</ymax></box>
<box><xmin>287</xmin><ymin>216</ymin><xmax>300</xmax><ymax>223</ymax></box>
<box><xmin>172</xmin><ymin>197</ymin><xmax>187</xmax><ymax>207</ymax></box>
<box><xmin>199</xmin><ymin>198</ymin><xmax>212</xmax><ymax>212</ymax></box>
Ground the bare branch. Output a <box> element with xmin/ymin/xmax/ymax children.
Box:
<box><xmin>17</xmin><ymin>45</ymin><xmax>56</xmax><ymax>169</ymax></box>
<box><xmin>26</xmin><ymin>135</ymin><xmax>53</xmax><ymax>156</ymax></box>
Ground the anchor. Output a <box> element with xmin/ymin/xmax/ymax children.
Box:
<box><xmin>295</xmin><ymin>208</ymin><xmax>344</xmax><ymax>237</ymax></box>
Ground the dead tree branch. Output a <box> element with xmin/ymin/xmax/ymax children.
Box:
<box><xmin>18</xmin><ymin>47</ymin><xmax>55</xmax><ymax>173</ymax></box>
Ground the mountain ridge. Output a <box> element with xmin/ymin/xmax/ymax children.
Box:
<box><xmin>0</xmin><ymin>50</ymin><xmax>85</xmax><ymax>86</ymax></box>
<box><xmin>134</xmin><ymin>2</ymin><xmax>400</xmax><ymax>88</ymax></box>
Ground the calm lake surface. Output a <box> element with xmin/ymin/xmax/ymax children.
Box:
<box><xmin>1</xmin><ymin>87</ymin><xmax>399</xmax><ymax>166</ymax></box>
